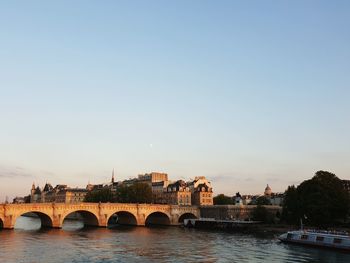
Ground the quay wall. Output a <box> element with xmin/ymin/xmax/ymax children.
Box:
<box><xmin>200</xmin><ymin>205</ymin><xmax>282</xmax><ymax>220</ymax></box>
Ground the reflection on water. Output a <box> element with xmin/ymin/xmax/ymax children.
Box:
<box><xmin>62</xmin><ymin>218</ymin><xmax>85</xmax><ymax>231</ymax></box>
<box><xmin>14</xmin><ymin>215</ymin><xmax>42</xmax><ymax>230</ymax></box>
<box><xmin>14</xmin><ymin>215</ymin><xmax>86</xmax><ymax>231</ymax></box>
<box><xmin>1</xmin><ymin>216</ymin><xmax>350</xmax><ymax>263</ymax></box>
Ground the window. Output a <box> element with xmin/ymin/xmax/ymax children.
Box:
<box><xmin>301</xmin><ymin>235</ymin><xmax>308</xmax><ymax>240</ymax></box>
<box><xmin>287</xmin><ymin>233</ymin><xmax>292</xmax><ymax>239</ymax></box>
<box><xmin>334</xmin><ymin>238</ymin><xmax>342</xmax><ymax>244</ymax></box>
<box><xmin>316</xmin><ymin>236</ymin><xmax>324</xmax><ymax>242</ymax></box>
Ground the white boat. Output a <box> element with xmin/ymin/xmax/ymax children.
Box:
<box><xmin>279</xmin><ymin>229</ymin><xmax>350</xmax><ymax>251</ymax></box>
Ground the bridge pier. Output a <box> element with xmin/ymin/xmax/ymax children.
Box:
<box><xmin>51</xmin><ymin>216</ymin><xmax>61</xmax><ymax>228</ymax></box>
<box><xmin>171</xmin><ymin>214</ymin><xmax>180</xmax><ymax>225</ymax></box>
<box><xmin>136</xmin><ymin>215</ymin><xmax>146</xmax><ymax>226</ymax></box>
<box><xmin>3</xmin><ymin>215</ymin><xmax>15</xmax><ymax>229</ymax></box>
<box><xmin>97</xmin><ymin>204</ymin><xmax>108</xmax><ymax>227</ymax></box>
<box><xmin>96</xmin><ymin>215</ymin><xmax>108</xmax><ymax>228</ymax></box>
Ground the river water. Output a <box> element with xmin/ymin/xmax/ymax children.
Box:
<box><xmin>1</xmin><ymin>216</ymin><xmax>350</xmax><ymax>263</ymax></box>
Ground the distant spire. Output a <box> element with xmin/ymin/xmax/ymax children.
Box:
<box><xmin>111</xmin><ymin>168</ymin><xmax>115</xmax><ymax>183</ymax></box>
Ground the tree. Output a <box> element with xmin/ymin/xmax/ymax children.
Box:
<box><xmin>84</xmin><ymin>183</ymin><xmax>152</xmax><ymax>203</ymax></box>
<box><xmin>252</xmin><ymin>205</ymin><xmax>274</xmax><ymax>223</ymax></box>
<box><xmin>115</xmin><ymin>184</ymin><xmax>129</xmax><ymax>203</ymax></box>
<box><xmin>116</xmin><ymin>183</ymin><xmax>152</xmax><ymax>204</ymax></box>
<box><xmin>252</xmin><ymin>197</ymin><xmax>275</xmax><ymax>223</ymax></box>
<box><xmin>213</xmin><ymin>194</ymin><xmax>233</xmax><ymax>205</ymax></box>
<box><xmin>281</xmin><ymin>185</ymin><xmax>300</xmax><ymax>224</ymax></box>
<box><xmin>128</xmin><ymin>183</ymin><xmax>152</xmax><ymax>203</ymax></box>
<box><xmin>256</xmin><ymin>196</ymin><xmax>271</xmax><ymax>206</ymax></box>
<box><xmin>84</xmin><ymin>188</ymin><xmax>116</xmax><ymax>203</ymax></box>
<box><xmin>282</xmin><ymin>171</ymin><xmax>350</xmax><ymax>227</ymax></box>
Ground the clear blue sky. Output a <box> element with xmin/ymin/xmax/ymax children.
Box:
<box><xmin>1</xmin><ymin>1</ymin><xmax>349</xmax><ymax>201</ymax></box>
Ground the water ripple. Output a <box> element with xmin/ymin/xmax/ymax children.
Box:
<box><xmin>1</xmin><ymin>217</ymin><xmax>350</xmax><ymax>263</ymax></box>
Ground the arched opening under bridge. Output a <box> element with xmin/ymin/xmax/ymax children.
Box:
<box><xmin>145</xmin><ymin>212</ymin><xmax>170</xmax><ymax>226</ymax></box>
<box><xmin>178</xmin><ymin>213</ymin><xmax>197</xmax><ymax>223</ymax></box>
<box><xmin>62</xmin><ymin>210</ymin><xmax>99</xmax><ymax>230</ymax></box>
<box><xmin>14</xmin><ymin>212</ymin><xmax>53</xmax><ymax>230</ymax></box>
<box><xmin>108</xmin><ymin>211</ymin><xmax>137</xmax><ymax>227</ymax></box>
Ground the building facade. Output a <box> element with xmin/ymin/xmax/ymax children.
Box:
<box><xmin>152</xmin><ymin>180</ymin><xmax>171</xmax><ymax>204</ymax></box>
<box><xmin>192</xmin><ymin>183</ymin><xmax>213</xmax><ymax>206</ymax></box>
<box><xmin>30</xmin><ymin>183</ymin><xmax>88</xmax><ymax>203</ymax></box>
<box><xmin>151</xmin><ymin>176</ymin><xmax>214</xmax><ymax>206</ymax></box>
<box><xmin>188</xmin><ymin>176</ymin><xmax>213</xmax><ymax>206</ymax></box>
<box><xmin>163</xmin><ymin>180</ymin><xmax>191</xmax><ymax>206</ymax></box>
<box><xmin>263</xmin><ymin>184</ymin><xmax>284</xmax><ymax>206</ymax></box>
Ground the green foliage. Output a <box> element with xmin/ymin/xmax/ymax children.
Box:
<box><xmin>282</xmin><ymin>170</ymin><xmax>350</xmax><ymax>227</ymax></box>
<box><xmin>252</xmin><ymin>205</ymin><xmax>275</xmax><ymax>223</ymax></box>
<box><xmin>84</xmin><ymin>188</ymin><xmax>116</xmax><ymax>203</ymax></box>
<box><xmin>213</xmin><ymin>194</ymin><xmax>233</xmax><ymax>205</ymax></box>
<box><xmin>84</xmin><ymin>183</ymin><xmax>152</xmax><ymax>204</ymax></box>
<box><xmin>116</xmin><ymin>183</ymin><xmax>152</xmax><ymax>204</ymax></box>
<box><xmin>256</xmin><ymin>196</ymin><xmax>271</xmax><ymax>205</ymax></box>
<box><xmin>281</xmin><ymin>185</ymin><xmax>300</xmax><ymax>224</ymax></box>
<box><xmin>115</xmin><ymin>184</ymin><xmax>129</xmax><ymax>203</ymax></box>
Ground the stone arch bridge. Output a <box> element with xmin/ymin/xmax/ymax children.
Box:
<box><xmin>0</xmin><ymin>203</ymin><xmax>199</xmax><ymax>229</ymax></box>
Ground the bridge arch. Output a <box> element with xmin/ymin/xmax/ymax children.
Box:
<box><xmin>178</xmin><ymin>212</ymin><xmax>197</xmax><ymax>223</ymax></box>
<box><xmin>61</xmin><ymin>210</ymin><xmax>99</xmax><ymax>228</ymax></box>
<box><xmin>14</xmin><ymin>211</ymin><xmax>54</xmax><ymax>228</ymax></box>
<box><xmin>145</xmin><ymin>211</ymin><xmax>171</xmax><ymax>226</ymax></box>
<box><xmin>0</xmin><ymin>217</ymin><xmax>3</xmax><ymax>229</ymax></box>
<box><xmin>107</xmin><ymin>211</ymin><xmax>138</xmax><ymax>226</ymax></box>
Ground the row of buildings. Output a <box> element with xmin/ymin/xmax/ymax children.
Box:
<box><xmin>234</xmin><ymin>184</ymin><xmax>284</xmax><ymax>206</ymax></box>
<box><xmin>150</xmin><ymin>174</ymin><xmax>213</xmax><ymax>206</ymax></box>
<box><xmin>234</xmin><ymin>180</ymin><xmax>350</xmax><ymax>207</ymax></box>
<box><xmin>16</xmin><ymin>171</ymin><xmax>213</xmax><ymax>206</ymax></box>
<box><xmin>29</xmin><ymin>183</ymin><xmax>87</xmax><ymax>204</ymax></box>
<box><xmin>19</xmin><ymin>173</ymin><xmax>349</xmax><ymax>206</ymax></box>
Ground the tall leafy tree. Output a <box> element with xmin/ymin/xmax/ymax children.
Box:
<box><xmin>282</xmin><ymin>171</ymin><xmax>350</xmax><ymax>227</ymax></box>
<box><xmin>116</xmin><ymin>183</ymin><xmax>152</xmax><ymax>203</ymax></box>
<box><xmin>252</xmin><ymin>205</ymin><xmax>275</xmax><ymax>223</ymax></box>
<box><xmin>256</xmin><ymin>196</ymin><xmax>271</xmax><ymax>206</ymax></box>
<box><xmin>84</xmin><ymin>188</ymin><xmax>116</xmax><ymax>203</ymax></box>
<box><xmin>281</xmin><ymin>185</ymin><xmax>300</xmax><ymax>224</ymax></box>
<box><xmin>213</xmin><ymin>194</ymin><xmax>233</xmax><ymax>205</ymax></box>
